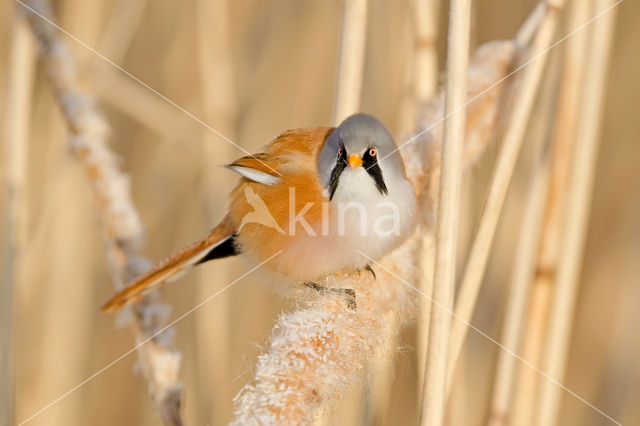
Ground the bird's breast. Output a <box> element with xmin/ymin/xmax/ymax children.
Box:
<box><xmin>230</xmin><ymin>168</ymin><xmax>416</xmax><ymax>282</ymax></box>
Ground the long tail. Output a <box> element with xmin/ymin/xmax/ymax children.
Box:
<box><xmin>101</xmin><ymin>218</ymin><xmax>238</xmax><ymax>312</ymax></box>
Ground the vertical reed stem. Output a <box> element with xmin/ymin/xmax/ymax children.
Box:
<box><xmin>511</xmin><ymin>1</ymin><xmax>590</xmax><ymax>423</ymax></box>
<box><xmin>446</xmin><ymin>0</ymin><xmax>565</xmax><ymax>393</ymax></box>
<box><xmin>97</xmin><ymin>0</ymin><xmax>149</xmax><ymax>64</ymax></box>
<box><xmin>412</xmin><ymin>0</ymin><xmax>441</xmax><ymax>103</ymax></box>
<box><xmin>412</xmin><ymin>0</ymin><xmax>441</xmax><ymax>399</ymax></box>
<box><xmin>488</xmin><ymin>137</ymin><xmax>551</xmax><ymax>426</ymax></box>
<box><xmin>420</xmin><ymin>1</ymin><xmax>470</xmax><ymax>425</ymax></box>
<box><xmin>1</xmin><ymin>15</ymin><xmax>36</xmax><ymax>426</ymax></box>
<box><xmin>195</xmin><ymin>0</ymin><xmax>236</xmax><ymax>422</ymax></box>
<box><xmin>333</xmin><ymin>0</ymin><xmax>368</xmax><ymax>124</ymax></box>
<box><xmin>536</xmin><ymin>1</ymin><xmax>617</xmax><ymax>424</ymax></box>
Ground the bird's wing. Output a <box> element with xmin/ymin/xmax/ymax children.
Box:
<box><xmin>225</xmin><ymin>127</ymin><xmax>335</xmax><ymax>185</ymax></box>
<box><xmin>103</xmin><ymin>127</ymin><xmax>336</xmax><ymax>312</ymax></box>
<box><xmin>226</xmin><ymin>153</ymin><xmax>281</xmax><ymax>185</ymax></box>
<box><xmin>101</xmin><ymin>217</ymin><xmax>236</xmax><ymax>312</ymax></box>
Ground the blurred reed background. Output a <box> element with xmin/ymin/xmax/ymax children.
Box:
<box><xmin>0</xmin><ymin>0</ymin><xmax>638</xmax><ymax>425</ymax></box>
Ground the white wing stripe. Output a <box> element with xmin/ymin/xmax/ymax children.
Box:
<box><xmin>225</xmin><ymin>165</ymin><xmax>281</xmax><ymax>186</ymax></box>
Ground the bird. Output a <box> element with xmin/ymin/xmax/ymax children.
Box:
<box><xmin>101</xmin><ymin>113</ymin><xmax>417</xmax><ymax>312</ymax></box>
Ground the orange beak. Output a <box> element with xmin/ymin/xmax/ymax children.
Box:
<box><xmin>348</xmin><ymin>154</ymin><xmax>363</xmax><ymax>167</ymax></box>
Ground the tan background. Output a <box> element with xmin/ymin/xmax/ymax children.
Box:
<box><xmin>1</xmin><ymin>0</ymin><xmax>638</xmax><ymax>425</ymax></box>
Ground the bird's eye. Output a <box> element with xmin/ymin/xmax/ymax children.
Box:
<box><xmin>337</xmin><ymin>147</ymin><xmax>343</xmax><ymax>156</ymax></box>
<box><xmin>369</xmin><ymin>147</ymin><xmax>377</xmax><ymax>157</ymax></box>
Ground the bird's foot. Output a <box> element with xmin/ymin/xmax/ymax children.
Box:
<box><xmin>304</xmin><ymin>282</ymin><xmax>357</xmax><ymax>310</ymax></box>
<box><xmin>364</xmin><ymin>264</ymin><xmax>376</xmax><ymax>280</ymax></box>
<box><xmin>357</xmin><ymin>264</ymin><xmax>376</xmax><ymax>280</ymax></box>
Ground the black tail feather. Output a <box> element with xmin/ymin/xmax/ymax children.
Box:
<box><xmin>196</xmin><ymin>234</ymin><xmax>239</xmax><ymax>265</ymax></box>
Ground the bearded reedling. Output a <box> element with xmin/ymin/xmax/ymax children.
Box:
<box><xmin>102</xmin><ymin>114</ymin><xmax>416</xmax><ymax>312</ymax></box>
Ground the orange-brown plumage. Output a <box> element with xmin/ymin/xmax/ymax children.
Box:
<box><xmin>102</xmin><ymin>127</ymin><xmax>336</xmax><ymax>312</ymax></box>
<box><xmin>101</xmin><ymin>216</ymin><xmax>235</xmax><ymax>312</ymax></box>
<box><xmin>228</xmin><ymin>128</ymin><xmax>335</xmax><ymax>273</ymax></box>
<box><xmin>102</xmin><ymin>114</ymin><xmax>417</xmax><ymax>313</ymax></box>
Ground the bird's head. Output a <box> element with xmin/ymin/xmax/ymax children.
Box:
<box><xmin>318</xmin><ymin>113</ymin><xmax>406</xmax><ymax>200</ymax></box>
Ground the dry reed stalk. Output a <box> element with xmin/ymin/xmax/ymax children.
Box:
<box><xmin>97</xmin><ymin>0</ymin><xmax>149</xmax><ymax>64</ymax></box>
<box><xmin>80</xmin><ymin>0</ymin><xmax>189</xmax><ymax>141</ymax></box>
<box><xmin>58</xmin><ymin>0</ymin><xmax>104</xmax><ymax>65</ymax></box>
<box><xmin>231</xmin><ymin>241</ymin><xmax>421</xmax><ymax>426</ymax></box>
<box><xmin>535</xmin><ymin>0</ymin><xmax>617</xmax><ymax>424</ymax></box>
<box><xmin>411</xmin><ymin>25</ymin><xmax>525</xmax><ymax>411</ymax></box>
<box><xmin>21</xmin><ymin>1</ymin><xmax>183</xmax><ymax>425</ymax></box>
<box><xmin>231</xmin><ymin>35</ymin><xmax>516</xmax><ymax>424</ymax></box>
<box><xmin>446</xmin><ymin>0</ymin><xmax>565</xmax><ymax>393</ymax></box>
<box><xmin>83</xmin><ymin>0</ymin><xmax>186</xmax><ymax>139</ymax></box>
<box><xmin>195</xmin><ymin>0</ymin><xmax>236</xmax><ymax>143</ymax></box>
<box><xmin>85</xmin><ymin>0</ymin><xmax>185</xmax><ymax>140</ymax></box>
<box><xmin>409</xmin><ymin>0</ymin><xmax>442</xmax><ymax>399</ymax></box>
<box><xmin>487</xmin><ymin>125</ymin><xmax>552</xmax><ymax>426</ymax></box>
<box><xmin>517</xmin><ymin>3</ymin><xmax>548</xmax><ymax>47</ymax></box>
<box><xmin>194</xmin><ymin>0</ymin><xmax>237</xmax><ymax>422</ymax></box>
<box><xmin>419</xmin><ymin>1</ymin><xmax>471</xmax><ymax>425</ymax></box>
<box><xmin>89</xmin><ymin>69</ymin><xmax>188</xmax><ymax>140</ymax></box>
<box><xmin>600</xmin><ymin>250</ymin><xmax>640</xmax><ymax>424</ymax></box>
<box><xmin>332</xmin><ymin>0</ymin><xmax>368</xmax><ymax>125</ymax></box>
<box><xmin>482</xmin><ymin>20</ymin><xmax>563</xmax><ymax>425</ymax></box>
<box><xmin>398</xmin><ymin>0</ymin><xmax>441</xmax><ymax>136</ymax></box>
<box><xmin>411</xmin><ymin>38</ymin><xmax>516</xmax><ymax>424</ymax></box>
<box><xmin>1</xmin><ymin>16</ymin><xmax>36</xmax><ymax>426</ymax></box>
<box><xmin>511</xmin><ymin>1</ymin><xmax>590</xmax><ymax>423</ymax></box>
<box><xmin>412</xmin><ymin>0</ymin><xmax>441</xmax><ymax>103</ymax></box>
<box><xmin>415</xmin><ymin>230</ymin><xmax>436</xmax><ymax>392</ymax></box>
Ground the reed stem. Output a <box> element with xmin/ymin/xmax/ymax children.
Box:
<box><xmin>488</xmin><ymin>128</ymin><xmax>552</xmax><ymax>426</ymax></box>
<box><xmin>194</xmin><ymin>0</ymin><xmax>236</xmax><ymax>422</ymax></box>
<box><xmin>536</xmin><ymin>1</ymin><xmax>617</xmax><ymax>423</ymax></box>
<box><xmin>333</xmin><ymin>0</ymin><xmax>369</xmax><ymax>124</ymax></box>
<box><xmin>511</xmin><ymin>1</ymin><xmax>590</xmax><ymax>423</ymax></box>
<box><xmin>1</xmin><ymin>15</ymin><xmax>36</xmax><ymax>426</ymax></box>
<box><xmin>446</xmin><ymin>0</ymin><xmax>565</xmax><ymax>393</ymax></box>
<box><xmin>412</xmin><ymin>0</ymin><xmax>442</xmax><ymax>400</ymax></box>
<box><xmin>420</xmin><ymin>1</ymin><xmax>471</xmax><ymax>425</ymax></box>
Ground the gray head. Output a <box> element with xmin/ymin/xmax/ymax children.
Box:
<box><xmin>318</xmin><ymin>113</ymin><xmax>406</xmax><ymax>200</ymax></box>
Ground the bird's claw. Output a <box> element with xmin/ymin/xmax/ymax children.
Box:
<box><xmin>304</xmin><ymin>282</ymin><xmax>357</xmax><ymax>310</ymax></box>
<box><xmin>362</xmin><ymin>264</ymin><xmax>376</xmax><ymax>280</ymax></box>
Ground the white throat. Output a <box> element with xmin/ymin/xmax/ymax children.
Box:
<box><xmin>328</xmin><ymin>166</ymin><xmax>416</xmax><ymax>266</ymax></box>
<box><xmin>276</xmin><ymin>165</ymin><xmax>416</xmax><ymax>281</ymax></box>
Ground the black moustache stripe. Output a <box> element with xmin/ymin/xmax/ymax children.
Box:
<box><xmin>363</xmin><ymin>151</ymin><xmax>388</xmax><ymax>196</ymax></box>
<box><xmin>328</xmin><ymin>145</ymin><xmax>348</xmax><ymax>200</ymax></box>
